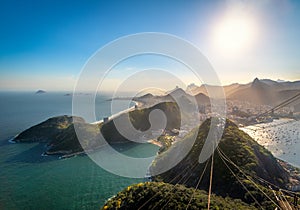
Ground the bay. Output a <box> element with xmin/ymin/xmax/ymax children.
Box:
<box><xmin>0</xmin><ymin>92</ymin><xmax>158</xmax><ymax>209</ymax></box>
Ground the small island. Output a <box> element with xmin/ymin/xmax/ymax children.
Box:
<box><xmin>35</xmin><ymin>90</ymin><xmax>46</xmax><ymax>94</ymax></box>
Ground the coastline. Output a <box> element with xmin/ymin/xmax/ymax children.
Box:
<box><xmin>241</xmin><ymin>118</ymin><xmax>300</xmax><ymax>167</ymax></box>
<box><xmin>8</xmin><ymin>134</ymin><xmax>18</xmax><ymax>143</ymax></box>
<box><xmin>8</xmin><ymin>138</ymin><xmax>16</xmax><ymax>143</ymax></box>
<box><xmin>147</xmin><ymin>139</ymin><xmax>162</xmax><ymax>148</ymax></box>
<box><xmin>277</xmin><ymin>159</ymin><xmax>300</xmax><ymax>191</ymax></box>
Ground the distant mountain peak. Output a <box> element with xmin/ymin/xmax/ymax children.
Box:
<box><xmin>276</xmin><ymin>79</ymin><xmax>286</xmax><ymax>83</ymax></box>
<box><xmin>186</xmin><ymin>83</ymin><xmax>199</xmax><ymax>89</ymax></box>
<box><xmin>253</xmin><ymin>77</ymin><xmax>260</xmax><ymax>83</ymax></box>
<box><xmin>168</xmin><ymin>87</ymin><xmax>186</xmax><ymax>96</ymax></box>
<box><xmin>251</xmin><ymin>77</ymin><xmax>271</xmax><ymax>89</ymax></box>
<box><xmin>251</xmin><ymin>78</ymin><xmax>260</xmax><ymax>87</ymax></box>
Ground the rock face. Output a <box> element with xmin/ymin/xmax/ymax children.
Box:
<box><xmin>151</xmin><ymin>118</ymin><xmax>290</xmax><ymax>208</ymax></box>
<box><xmin>102</xmin><ymin>182</ymin><xmax>256</xmax><ymax>210</ymax></box>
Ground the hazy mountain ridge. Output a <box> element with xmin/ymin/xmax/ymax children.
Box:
<box><xmin>135</xmin><ymin>87</ymin><xmax>210</xmax><ymax>107</ymax></box>
<box><xmin>185</xmin><ymin>78</ymin><xmax>300</xmax><ymax>105</ymax></box>
<box><xmin>229</xmin><ymin>78</ymin><xmax>300</xmax><ymax>105</ymax></box>
<box><xmin>130</xmin><ymin>78</ymin><xmax>300</xmax><ymax>107</ymax></box>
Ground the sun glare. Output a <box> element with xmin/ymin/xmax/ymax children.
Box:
<box><xmin>213</xmin><ymin>15</ymin><xmax>257</xmax><ymax>55</ymax></box>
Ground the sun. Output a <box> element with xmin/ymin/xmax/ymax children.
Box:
<box><xmin>212</xmin><ymin>15</ymin><xmax>257</xmax><ymax>55</ymax></box>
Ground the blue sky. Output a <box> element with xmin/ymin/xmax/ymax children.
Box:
<box><xmin>0</xmin><ymin>0</ymin><xmax>300</xmax><ymax>91</ymax></box>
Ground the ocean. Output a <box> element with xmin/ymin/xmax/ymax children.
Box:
<box><xmin>0</xmin><ymin>92</ymin><xmax>158</xmax><ymax>210</ymax></box>
<box><xmin>1</xmin><ymin>92</ymin><xmax>299</xmax><ymax>209</ymax></box>
<box><xmin>241</xmin><ymin>119</ymin><xmax>300</xmax><ymax>168</ymax></box>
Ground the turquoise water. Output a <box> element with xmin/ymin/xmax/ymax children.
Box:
<box><xmin>0</xmin><ymin>92</ymin><xmax>158</xmax><ymax>209</ymax></box>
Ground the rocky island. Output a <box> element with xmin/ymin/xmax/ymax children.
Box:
<box><xmin>35</xmin><ymin>90</ymin><xmax>46</xmax><ymax>94</ymax></box>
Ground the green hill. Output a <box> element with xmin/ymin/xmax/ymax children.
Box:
<box><xmin>101</xmin><ymin>101</ymin><xmax>181</xmax><ymax>144</ymax></box>
<box><xmin>14</xmin><ymin>115</ymin><xmax>85</xmax><ymax>143</ymax></box>
<box><xmin>151</xmin><ymin>118</ymin><xmax>290</xmax><ymax>209</ymax></box>
<box><xmin>13</xmin><ymin>102</ymin><xmax>181</xmax><ymax>156</ymax></box>
<box><xmin>102</xmin><ymin>182</ymin><xmax>256</xmax><ymax>210</ymax></box>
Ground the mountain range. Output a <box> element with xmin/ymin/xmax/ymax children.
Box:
<box><xmin>186</xmin><ymin>78</ymin><xmax>300</xmax><ymax>105</ymax></box>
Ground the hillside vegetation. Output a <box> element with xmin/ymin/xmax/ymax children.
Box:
<box><xmin>151</xmin><ymin>118</ymin><xmax>290</xmax><ymax>209</ymax></box>
<box><xmin>14</xmin><ymin>102</ymin><xmax>181</xmax><ymax>155</ymax></box>
<box><xmin>102</xmin><ymin>182</ymin><xmax>256</xmax><ymax>210</ymax></box>
<box><xmin>101</xmin><ymin>102</ymin><xmax>181</xmax><ymax>144</ymax></box>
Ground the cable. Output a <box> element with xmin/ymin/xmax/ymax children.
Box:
<box><xmin>218</xmin><ymin>147</ymin><xmax>281</xmax><ymax>208</ymax></box>
<box><xmin>184</xmin><ymin>159</ymin><xmax>209</xmax><ymax>210</ymax></box>
<box><xmin>279</xmin><ymin>189</ymin><xmax>293</xmax><ymax>210</ymax></box>
<box><xmin>207</xmin><ymin>152</ymin><xmax>214</xmax><ymax>210</ymax></box>
<box><xmin>256</xmin><ymin>92</ymin><xmax>300</xmax><ymax>118</ymax></box>
<box><xmin>138</xmin><ymin>159</ymin><xmax>200</xmax><ymax>210</ymax></box>
<box><xmin>216</xmin><ymin>148</ymin><xmax>264</xmax><ymax>209</ymax></box>
<box><xmin>149</xmin><ymin>160</ymin><xmax>201</xmax><ymax>210</ymax></box>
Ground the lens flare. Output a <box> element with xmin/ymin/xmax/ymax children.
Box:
<box><xmin>213</xmin><ymin>14</ymin><xmax>257</xmax><ymax>54</ymax></box>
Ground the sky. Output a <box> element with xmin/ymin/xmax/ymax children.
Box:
<box><xmin>0</xmin><ymin>0</ymin><xmax>300</xmax><ymax>91</ymax></box>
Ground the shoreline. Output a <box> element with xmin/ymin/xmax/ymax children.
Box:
<box><xmin>241</xmin><ymin>118</ymin><xmax>300</xmax><ymax>168</ymax></box>
<box><xmin>8</xmin><ymin>138</ymin><xmax>16</xmax><ymax>144</ymax></box>
<box><xmin>91</xmin><ymin>100</ymin><xmax>141</xmax><ymax>125</ymax></box>
<box><xmin>147</xmin><ymin>139</ymin><xmax>162</xmax><ymax>148</ymax></box>
<box><xmin>8</xmin><ymin>134</ymin><xmax>18</xmax><ymax>143</ymax></box>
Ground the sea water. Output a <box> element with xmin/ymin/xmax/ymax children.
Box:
<box><xmin>241</xmin><ymin>119</ymin><xmax>300</xmax><ymax>168</ymax></box>
<box><xmin>0</xmin><ymin>92</ymin><xmax>158</xmax><ymax>209</ymax></box>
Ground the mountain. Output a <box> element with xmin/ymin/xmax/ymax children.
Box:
<box><xmin>194</xmin><ymin>92</ymin><xmax>210</xmax><ymax>105</ymax></box>
<box><xmin>101</xmin><ymin>102</ymin><xmax>181</xmax><ymax>144</ymax></box>
<box><xmin>186</xmin><ymin>83</ymin><xmax>246</xmax><ymax>97</ymax></box>
<box><xmin>46</xmin><ymin>122</ymin><xmax>102</xmax><ymax>155</ymax></box>
<box><xmin>166</xmin><ymin>87</ymin><xmax>187</xmax><ymax>98</ymax></box>
<box><xmin>185</xmin><ymin>78</ymin><xmax>300</xmax><ymax>105</ymax></box>
<box><xmin>135</xmin><ymin>87</ymin><xmax>210</xmax><ymax>109</ymax></box>
<box><xmin>132</xmin><ymin>88</ymin><xmax>187</xmax><ymax>108</ymax></box>
<box><xmin>102</xmin><ymin>182</ymin><xmax>256</xmax><ymax>210</ymax></box>
<box><xmin>277</xmin><ymin>79</ymin><xmax>286</xmax><ymax>83</ymax></box>
<box><xmin>186</xmin><ymin>83</ymin><xmax>199</xmax><ymax>95</ymax></box>
<box><xmin>13</xmin><ymin>102</ymin><xmax>182</xmax><ymax>156</ymax></box>
<box><xmin>151</xmin><ymin>118</ymin><xmax>291</xmax><ymax>208</ymax></box>
<box><xmin>14</xmin><ymin>115</ymin><xmax>101</xmax><ymax>155</ymax></box>
<box><xmin>260</xmin><ymin>79</ymin><xmax>284</xmax><ymax>87</ymax></box>
<box><xmin>228</xmin><ymin>78</ymin><xmax>300</xmax><ymax>105</ymax></box>
<box><xmin>228</xmin><ymin>78</ymin><xmax>277</xmax><ymax>104</ymax></box>
<box><xmin>137</xmin><ymin>93</ymin><xmax>153</xmax><ymax>100</ymax></box>
<box><xmin>14</xmin><ymin>115</ymin><xmax>85</xmax><ymax>143</ymax></box>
